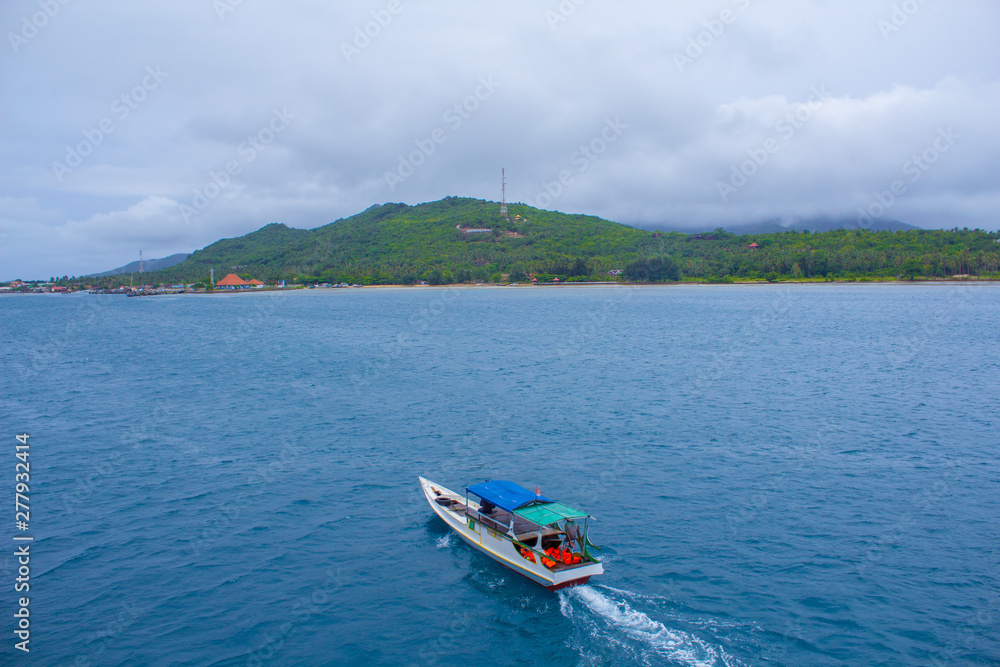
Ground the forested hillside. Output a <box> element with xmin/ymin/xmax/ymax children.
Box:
<box><xmin>79</xmin><ymin>197</ymin><xmax>999</xmax><ymax>286</ymax></box>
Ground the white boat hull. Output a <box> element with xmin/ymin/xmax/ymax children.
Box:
<box><xmin>419</xmin><ymin>476</ymin><xmax>603</xmax><ymax>591</ymax></box>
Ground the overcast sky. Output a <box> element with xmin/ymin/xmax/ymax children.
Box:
<box><xmin>1</xmin><ymin>1</ymin><xmax>998</xmax><ymax>280</ymax></box>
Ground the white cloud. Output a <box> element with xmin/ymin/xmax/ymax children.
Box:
<box><xmin>1</xmin><ymin>0</ymin><xmax>998</xmax><ymax>279</ymax></box>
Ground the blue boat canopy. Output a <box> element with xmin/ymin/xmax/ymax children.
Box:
<box><xmin>466</xmin><ymin>480</ymin><xmax>552</xmax><ymax>512</ymax></box>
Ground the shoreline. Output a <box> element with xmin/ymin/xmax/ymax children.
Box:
<box><xmin>166</xmin><ymin>279</ymin><xmax>1000</xmax><ymax>293</ymax></box>
<box><xmin>145</xmin><ymin>278</ymin><xmax>1000</xmax><ymax>294</ymax></box>
<box><xmin>4</xmin><ymin>278</ymin><xmax>997</xmax><ymax>296</ymax></box>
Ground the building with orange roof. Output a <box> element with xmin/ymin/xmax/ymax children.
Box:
<box><xmin>216</xmin><ymin>273</ymin><xmax>250</xmax><ymax>289</ymax></box>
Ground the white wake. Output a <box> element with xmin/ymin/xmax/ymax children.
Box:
<box><xmin>562</xmin><ymin>586</ymin><xmax>745</xmax><ymax>667</ymax></box>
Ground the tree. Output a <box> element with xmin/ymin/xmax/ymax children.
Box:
<box><xmin>623</xmin><ymin>256</ymin><xmax>681</xmax><ymax>282</ymax></box>
<box><xmin>899</xmin><ymin>259</ymin><xmax>922</xmax><ymax>280</ymax></box>
<box><xmin>547</xmin><ymin>260</ymin><xmax>570</xmax><ymax>276</ymax></box>
<box><xmin>809</xmin><ymin>251</ymin><xmax>830</xmax><ymax>277</ymax></box>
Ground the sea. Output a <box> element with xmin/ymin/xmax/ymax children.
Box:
<box><xmin>1</xmin><ymin>284</ymin><xmax>997</xmax><ymax>666</ymax></box>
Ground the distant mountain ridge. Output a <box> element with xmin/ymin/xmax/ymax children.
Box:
<box><xmin>88</xmin><ymin>253</ymin><xmax>191</xmax><ymax>277</ymax></box>
<box><xmin>83</xmin><ymin>197</ymin><xmax>997</xmax><ymax>285</ymax></box>
<box><xmin>88</xmin><ymin>214</ymin><xmax>915</xmax><ymax>280</ymax></box>
<box><xmin>634</xmin><ymin>216</ymin><xmax>919</xmax><ymax>235</ymax></box>
<box><xmin>153</xmin><ymin>198</ymin><xmax>646</xmax><ymax>282</ymax></box>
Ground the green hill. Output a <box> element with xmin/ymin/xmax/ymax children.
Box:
<box><xmin>85</xmin><ymin>197</ymin><xmax>999</xmax><ymax>286</ymax></box>
<box><xmin>155</xmin><ymin>197</ymin><xmax>660</xmax><ymax>284</ymax></box>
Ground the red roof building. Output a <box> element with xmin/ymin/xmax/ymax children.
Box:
<box><xmin>748</xmin><ymin>242</ymin><xmax>759</xmax><ymax>249</ymax></box>
<box><xmin>216</xmin><ymin>273</ymin><xmax>250</xmax><ymax>288</ymax></box>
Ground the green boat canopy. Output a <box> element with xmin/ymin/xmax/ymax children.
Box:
<box><xmin>514</xmin><ymin>502</ymin><xmax>589</xmax><ymax>526</ymax></box>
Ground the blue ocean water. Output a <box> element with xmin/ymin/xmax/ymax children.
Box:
<box><xmin>1</xmin><ymin>284</ymin><xmax>998</xmax><ymax>666</ymax></box>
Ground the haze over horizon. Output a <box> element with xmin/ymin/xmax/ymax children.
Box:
<box><xmin>2</xmin><ymin>1</ymin><xmax>998</xmax><ymax>280</ymax></box>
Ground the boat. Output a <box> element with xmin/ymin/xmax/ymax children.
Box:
<box><xmin>418</xmin><ymin>476</ymin><xmax>603</xmax><ymax>591</ymax></box>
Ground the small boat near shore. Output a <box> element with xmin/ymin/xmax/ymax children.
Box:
<box><xmin>419</xmin><ymin>476</ymin><xmax>603</xmax><ymax>591</ymax></box>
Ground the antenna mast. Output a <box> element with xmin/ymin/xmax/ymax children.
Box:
<box><xmin>139</xmin><ymin>249</ymin><xmax>143</xmax><ymax>274</ymax></box>
<box><xmin>500</xmin><ymin>168</ymin><xmax>508</xmax><ymax>219</ymax></box>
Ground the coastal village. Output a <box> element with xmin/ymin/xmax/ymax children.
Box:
<box><xmin>0</xmin><ymin>273</ymin><xmax>289</xmax><ymax>295</ymax></box>
<box><xmin>0</xmin><ymin>272</ymin><xmax>631</xmax><ymax>295</ymax></box>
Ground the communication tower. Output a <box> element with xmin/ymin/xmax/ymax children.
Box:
<box><xmin>500</xmin><ymin>168</ymin><xmax>508</xmax><ymax>219</ymax></box>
